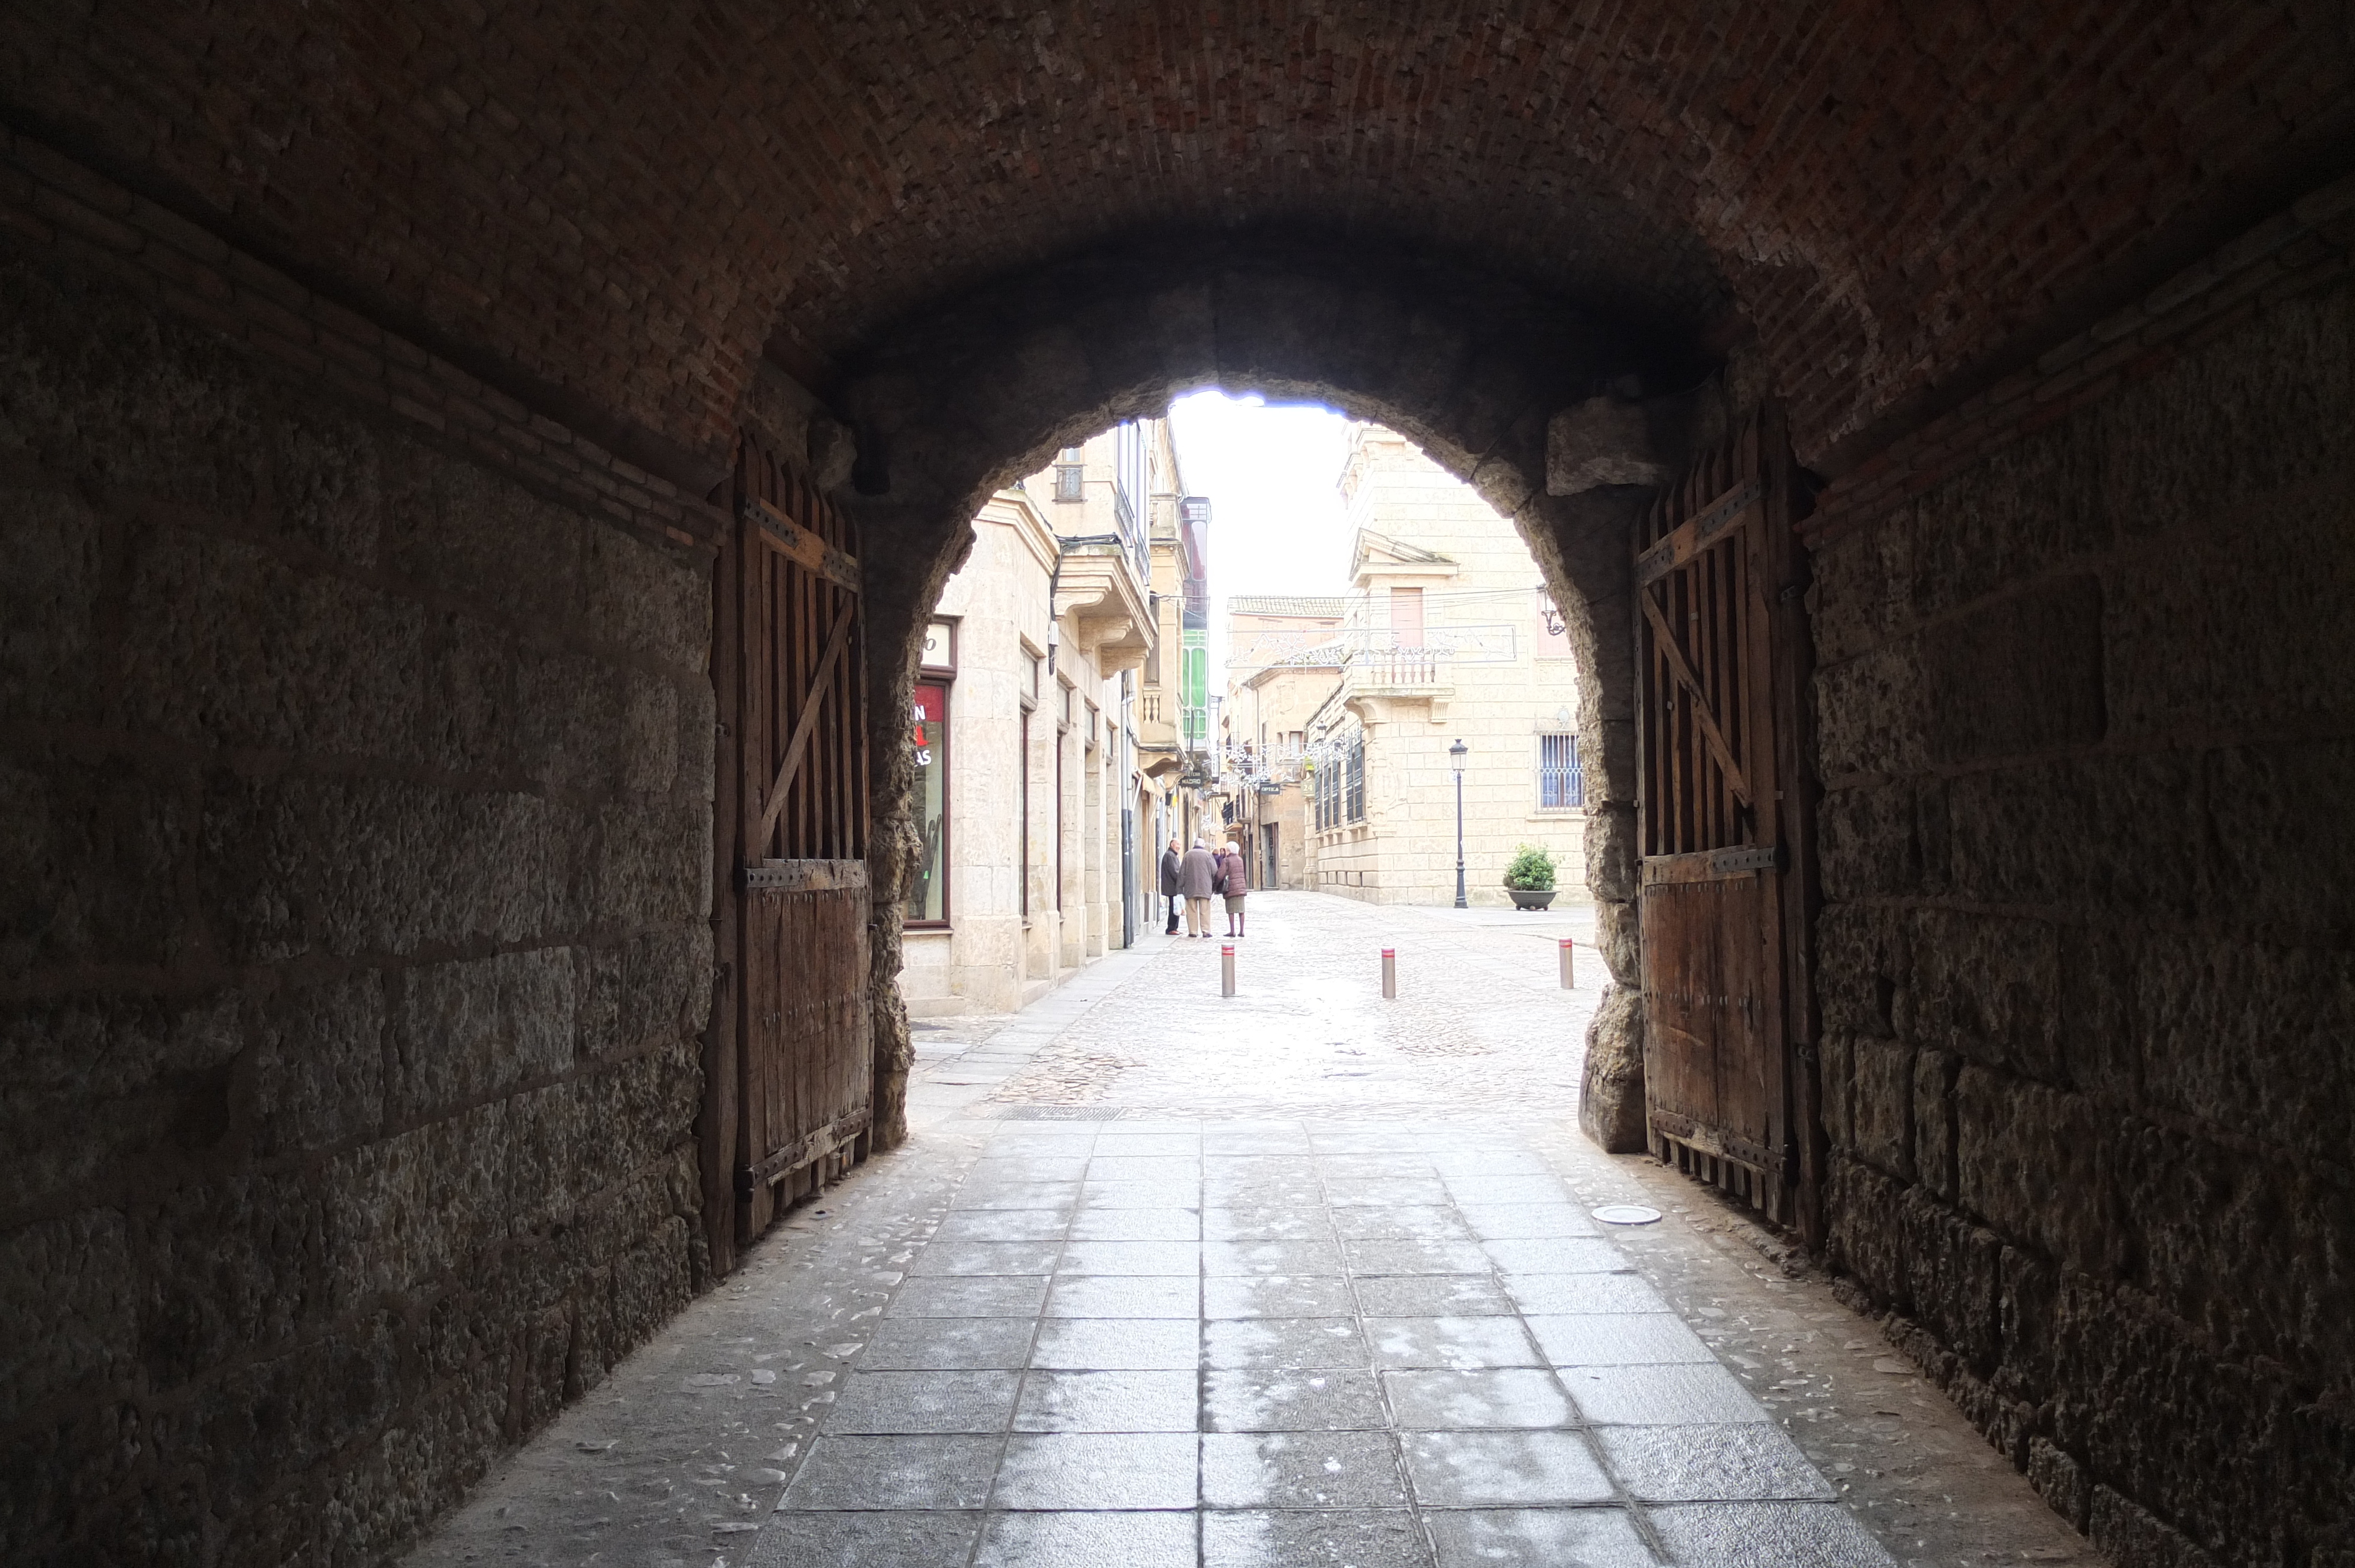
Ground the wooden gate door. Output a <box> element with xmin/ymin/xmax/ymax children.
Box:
<box><xmin>1634</xmin><ymin>405</ymin><xmax>1817</xmax><ymax>1233</ymax></box>
<box><xmin>705</xmin><ymin>432</ymin><xmax>872</xmax><ymax>1269</ymax></box>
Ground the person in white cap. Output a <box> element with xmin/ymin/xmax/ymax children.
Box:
<box><xmin>1216</xmin><ymin>839</ymin><xmax>1251</xmax><ymax>938</ymax></box>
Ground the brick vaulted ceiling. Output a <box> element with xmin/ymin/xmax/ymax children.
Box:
<box><xmin>5</xmin><ymin>2</ymin><xmax>2350</xmax><ymax>474</ymax></box>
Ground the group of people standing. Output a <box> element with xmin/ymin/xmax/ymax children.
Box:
<box><xmin>1159</xmin><ymin>836</ymin><xmax>1249</xmax><ymax>938</ymax></box>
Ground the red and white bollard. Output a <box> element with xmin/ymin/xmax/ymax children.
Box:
<box><xmin>1221</xmin><ymin>943</ymin><xmax>1236</xmax><ymax>998</ymax></box>
<box><xmin>1381</xmin><ymin>946</ymin><xmax>1397</xmax><ymax>999</ymax></box>
<box><xmin>1560</xmin><ymin>936</ymin><xmax>1577</xmax><ymax>990</ymax></box>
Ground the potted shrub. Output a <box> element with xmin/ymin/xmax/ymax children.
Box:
<box><xmin>1504</xmin><ymin>843</ymin><xmax>1557</xmax><ymax>909</ymax></box>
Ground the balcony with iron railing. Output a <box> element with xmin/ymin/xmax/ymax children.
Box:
<box><xmin>1342</xmin><ymin>644</ymin><xmax>1449</xmax><ymax>696</ymax></box>
<box><xmin>1211</xmin><ymin>742</ymin><xmax>1304</xmax><ymax>791</ymax></box>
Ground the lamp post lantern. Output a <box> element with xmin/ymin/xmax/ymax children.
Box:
<box><xmin>1448</xmin><ymin>738</ymin><xmax>1470</xmax><ymax>909</ymax></box>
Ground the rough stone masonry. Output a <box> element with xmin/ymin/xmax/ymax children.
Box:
<box><xmin>0</xmin><ymin>228</ymin><xmax>716</xmax><ymax>1563</ymax></box>
<box><xmin>1805</xmin><ymin>238</ymin><xmax>2355</xmax><ymax>1567</ymax></box>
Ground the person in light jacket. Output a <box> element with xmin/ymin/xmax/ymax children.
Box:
<box><xmin>1178</xmin><ymin>839</ymin><xmax>1219</xmax><ymax>938</ymax></box>
<box><xmin>1159</xmin><ymin>838</ymin><xmax>1183</xmax><ymax>935</ymax></box>
<box><xmin>1217</xmin><ymin>840</ymin><xmax>1251</xmax><ymax>937</ymax></box>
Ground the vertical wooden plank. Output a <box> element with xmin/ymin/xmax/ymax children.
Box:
<box><xmin>740</xmin><ymin>891</ymin><xmax>775</xmax><ymax>1244</ymax></box>
<box><xmin>1764</xmin><ymin>403</ymin><xmax>1825</xmax><ymax>1246</ymax></box>
<box><xmin>1703</xmin><ymin>543</ymin><xmax>1727</xmax><ymax>848</ymax></box>
<box><xmin>837</xmin><ymin>587</ymin><xmax>853</xmax><ymax>862</ymax></box>
<box><xmin>702</xmin><ymin>448</ymin><xmax>745</xmax><ymax>1280</ymax></box>
<box><xmin>781</xmin><ymin>888</ymin><xmax>804</xmax><ymax>1184</ymax></box>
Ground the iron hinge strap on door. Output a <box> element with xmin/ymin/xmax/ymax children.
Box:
<box><xmin>1634</xmin><ymin>478</ymin><xmax>1764</xmax><ymax>587</ymax></box>
<box><xmin>1637</xmin><ymin>588</ymin><xmax>1752</xmax><ymax>805</ymax></box>
<box><xmin>736</xmin><ymin>1105</ymin><xmax>873</xmax><ymax>1194</ymax></box>
<box><xmin>1640</xmin><ymin>844</ymin><xmax>1782</xmax><ymax>885</ymax></box>
<box><xmin>737</xmin><ymin>859</ymin><xmax>870</xmax><ymax>893</ymax></box>
<box><xmin>749</xmin><ymin>495</ymin><xmax>862</xmax><ymax>592</ymax></box>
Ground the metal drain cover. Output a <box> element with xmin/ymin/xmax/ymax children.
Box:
<box><xmin>1593</xmin><ymin>1204</ymin><xmax>1663</xmax><ymax>1225</ymax></box>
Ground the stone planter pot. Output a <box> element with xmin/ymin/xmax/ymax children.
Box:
<box><xmin>1507</xmin><ymin>888</ymin><xmax>1557</xmax><ymax>910</ymax></box>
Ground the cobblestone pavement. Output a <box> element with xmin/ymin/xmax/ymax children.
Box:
<box><xmin>404</xmin><ymin>893</ymin><xmax>2099</xmax><ymax>1568</ymax></box>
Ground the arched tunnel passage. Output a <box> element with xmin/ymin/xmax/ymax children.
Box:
<box><xmin>0</xmin><ymin>6</ymin><xmax>2350</xmax><ymax>1562</ymax></box>
<box><xmin>714</xmin><ymin>219</ymin><xmax>2355</xmax><ymax>1560</ymax></box>
<box><xmin>794</xmin><ymin>235</ymin><xmax>1740</xmax><ymax>1158</ymax></box>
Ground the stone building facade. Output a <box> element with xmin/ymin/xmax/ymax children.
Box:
<box><xmin>1221</xmin><ymin>603</ymin><xmax>1346</xmax><ymax>890</ymax></box>
<box><xmin>1137</xmin><ymin>465</ymin><xmax>1215</xmax><ymax>852</ymax></box>
<box><xmin>896</xmin><ymin>424</ymin><xmax>1167</xmax><ymax>1015</ymax></box>
<box><xmin>1275</xmin><ymin>427</ymin><xmax>1590</xmax><ymax>906</ymax></box>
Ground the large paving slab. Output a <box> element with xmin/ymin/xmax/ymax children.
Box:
<box><xmin>402</xmin><ymin>893</ymin><xmax>2099</xmax><ymax>1567</ymax></box>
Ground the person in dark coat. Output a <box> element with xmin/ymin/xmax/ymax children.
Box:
<box><xmin>1178</xmin><ymin>839</ymin><xmax>1219</xmax><ymax>937</ymax></box>
<box><xmin>1158</xmin><ymin>838</ymin><xmax>1183</xmax><ymax>934</ymax></box>
<box><xmin>1216</xmin><ymin>839</ymin><xmax>1251</xmax><ymax>937</ymax></box>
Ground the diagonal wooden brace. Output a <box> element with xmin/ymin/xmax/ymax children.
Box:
<box><xmin>755</xmin><ymin>594</ymin><xmax>858</xmax><ymax>852</ymax></box>
<box><xmin>1640</xmin><ymin>587</ymin><xmax>1751</xmax><ymax>806</ymax></box>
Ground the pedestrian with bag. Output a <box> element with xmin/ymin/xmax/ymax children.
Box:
<box><xmin>1178</xmin><ymin>838</ymin><xmax>1219</xmax><ymax>938</ymax></box>
<box><xmin>1159</xmin><ymin>838</ymin><xmax>1183</xmax><ymax>935</ymax></box>
<box><xmin>1217</xmin><ymin>840</ymin><xmax>1251</xmax><ymax>938</ymax></box>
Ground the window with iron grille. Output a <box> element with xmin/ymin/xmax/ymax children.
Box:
<box><xmin>1539</xmin><ymin>732</ymin><xmax>1585</xmax><ymax>808</ymax></box>
<box><xmin>1344</xmin><ymin>734</ymin><xmax>1366</xmax><ymax>822</ymax></box>
<box><xmin>1054</xmin><ymin>460</ymin><xmax>1085</xmax><ymax>501</ymax></box>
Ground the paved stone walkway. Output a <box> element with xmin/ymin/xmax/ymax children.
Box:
<box><xmin>404</xmin><ymin>893</ymin><xmax>2098</xmax><ymax>1568</ymax></box>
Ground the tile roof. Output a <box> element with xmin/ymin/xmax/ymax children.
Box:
<box><xmin>1227</xmin><ymin>595</ymin><xmax>1348</xmax><ymax>617</ymax></box>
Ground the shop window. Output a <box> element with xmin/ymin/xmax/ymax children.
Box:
<box><xmin>907</xmin><ymin>683</ymin><xmax>949</xmax><ymax>923</ymax></box>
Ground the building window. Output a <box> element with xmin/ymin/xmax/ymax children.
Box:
<box><xmin>1315</xmin><ymin>733</ymin><xmax>1367</xmax><ymax>830</ymax></box>
<box><xmin>921</xmin><ymin>619</ymin><xmax>957</xmax><ymax>672</ymax></box>
<box><xmin>1019</xmin><ymin>710</ymin><xmax>1031</xmax><ymax>918</ymax></box>
<box><xmin>1539</xmin><ymin>732</ymin><xmax>1585</xmax><ymax>808</ymax></box>
<box><xmin>1389</xmin><ymin>585</ymin><xmax>1424</xmax><ymax>645</ymax></box>
<box><xmin>907</xmin><ymin>683</ymin><xmax>950</xmax><ymax>923</ymax></box>
<box><xmin>1054</xmin><ymin>449</ymin><xmax>1086</xmax><ymax>501</ymax></box>
<box><xmin>1180</xmin><ymin>638</ymin><xmax>1207</xmax><ymax>747</ymax></box>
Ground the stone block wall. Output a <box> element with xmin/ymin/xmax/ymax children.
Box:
<box><xmin>1806</xmin><ymin>221</ymin><xmax>2355</xmax><ymax>1566</ymax></box>
<box><xmin>0</xmin><ymin>175</ymin><xmax>717</xmax><ymax>1563</ymax></box>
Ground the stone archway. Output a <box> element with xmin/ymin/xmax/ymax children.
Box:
<box><xmin>789</xmin><ymin>232</ymin><xmax>1738</xmax><ymax>1150</ymax></box>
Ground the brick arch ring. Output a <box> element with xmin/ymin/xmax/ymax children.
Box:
<box><xmin>802</xmin><ymin>232</ymin><xmax>1717</xmax><ymax>1149</ymax></box>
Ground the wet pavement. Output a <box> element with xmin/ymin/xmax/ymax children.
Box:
<box><xmin>403</xmin><ymin>893</ymin><xmax>2099</xmax><ymax>1568</ymax></box>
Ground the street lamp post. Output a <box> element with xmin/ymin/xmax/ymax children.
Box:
<box><xmin>1449</xmin><ymin>738</ymin><xmax>1469</xmax><ymax>909</ymax></box>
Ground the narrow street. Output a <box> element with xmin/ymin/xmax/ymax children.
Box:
<box><xmin>405</xmin><ymin>893</ymin><xmax>2096</xmax><ymax>1568</ymax></box>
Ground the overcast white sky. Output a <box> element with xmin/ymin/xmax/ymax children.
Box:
<box><xmin>1166</xmin><ymin>389</ymin><xmax>1356</xmax><ymax>696</ymax></box>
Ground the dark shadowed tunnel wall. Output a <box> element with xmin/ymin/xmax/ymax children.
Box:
<box><xmin>0</xmin><ymin>141</ymin><xmax>719</xmax><ymax>1564</ymax></box>
<box><xmin>1802</xmin><ymin>197</ymin><xmax>2355</xmax><ymax>1567</ymax></box>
